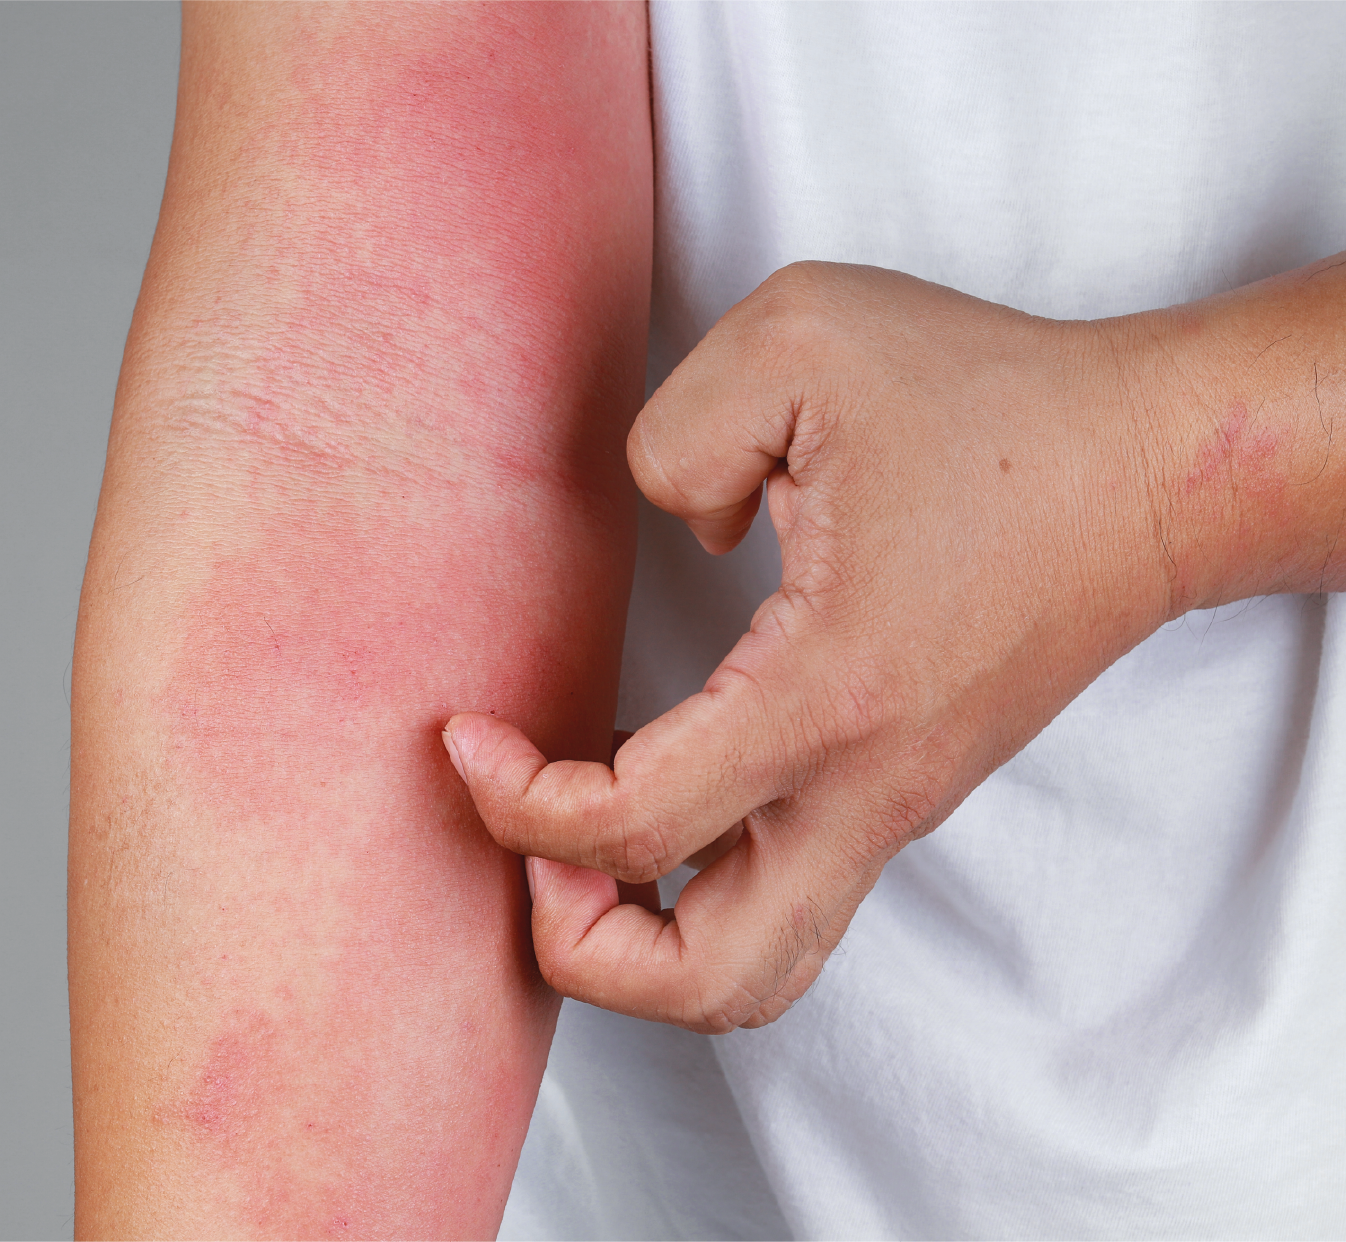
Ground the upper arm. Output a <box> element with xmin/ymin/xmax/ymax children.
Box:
<box><xmin>70</xmin><ymin>5</ymin><xmax>651</xmax><ymax>1238</ymax></box>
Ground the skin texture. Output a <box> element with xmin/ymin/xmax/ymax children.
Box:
<box><xmin>448</xmin><ymin>255</ymin><xmax>1346</xmax><ymax>1033</ymax></box>
<box><xmin>69</xmin><ymin>3</ymin><xmax>650</xmax><ymax>1238</ymax></box>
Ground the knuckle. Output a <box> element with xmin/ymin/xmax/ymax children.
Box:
<box><xmin>760</xmin><ymin>259</ymin><xmax>833</xmax><ymax>306</ymax></box>
<box><xmin>676</xmin><ymin>974</ymin><xmax>759</xmax><ymax>1035</ymax></box>
<box><xmin>593</xmin><ymin>819</ymin><xmax>671</xmax><ymax>885</ymax></box>
<box><xmin>753</xmin><ymin>295</ymin><xmax>825</xmax><ymax>362</ymax></box>
<box><xmin>751</xmin><ymin>262</ymin><xmax>849</xmax><ymax>344</ymax></box>
<box><xmin>488</xmin><ymin>813</ymin><xmax>530</xmax><ymax>854</ymax></box>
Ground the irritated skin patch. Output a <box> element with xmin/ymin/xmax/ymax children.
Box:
<box><xmin>145</xmin><ymin>490</ymin><xmax>627</xmax><ymax>1237</ymax></box>
<box><xmin>161</xmin><ymin>505</ymin><xmax>559</xmax><ymax>824</ymax></box>
<box><xmin>176</xmin><ymin>3</ymin><xmax>646</xmax><ymax>490</ymax></box>
<box><xmin>1161</xmin><ymin>398</ymin><xmax>1292</xmax><ymax>605</ymax></box>
<box><xmin>71</xmin><ymin>4</ymin><xmax>652</xmax><ymax>1237</ymax></box>
<box><xmin>181</xmin><ymin>1014</ymin><xmax>274</xmax><ymax>1140</ymax></box>
<box><xmin>163</xmin><ymin>1005</ymin><xmax>487</xmax><ymax>1239</ymax></box>
<box><xmin>162</xmin><ymin>1010</ymin><xmax>378</xmax><ymax>1236</ymax></box>
<box><xmin>1183</xmin><ymin>401</ymin><xmax>1282</xmax><ymax>497</ymax></box>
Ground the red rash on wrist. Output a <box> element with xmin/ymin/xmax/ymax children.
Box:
<box><xmin>1168</xmin><ymin>393</ymin><xmax>1329</xmax><ymax>609</ymax></box>
<box><xmin>1182</xmin><ymin>401</ymin><xmax>1283</xmax><ymax>497</ymax></box>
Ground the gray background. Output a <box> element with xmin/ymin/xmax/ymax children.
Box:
<box><xmin>1</xmin><ymin>4</ymin><xmax>180</xmax><ymax>1237</ymax></box>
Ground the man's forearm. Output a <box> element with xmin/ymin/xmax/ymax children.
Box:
<box><xmin>69</xmin><ymin>5</ymin><xmax>651</xmax><ymax>1237</ymax></box>
<box><xmin>1126</xmin><ymin>253</ymin><xmax>1346</xmax><ymax>612</ymax></box>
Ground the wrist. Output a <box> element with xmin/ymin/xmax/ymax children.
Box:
<box><xmin>1125</xmin><ymin>257</ymin><xmax>1346</xmax><ymax>620</ymax></box>
<box><xmin>1063</xmin><ymin>315</ymin><xmax>1190</xmax><ymax>642</ymax></box>
<box><xmin>1101</xmin><ymin>305</ymin><xmax>1240</xmax><ymax>622</ymax></box>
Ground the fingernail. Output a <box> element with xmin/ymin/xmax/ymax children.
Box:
<box><xmin>443</xmin><ymin>729</ymin><xmax>466</xmax><ymax>782</ymax></box>
<box><xmin>524</xmin><ymin>856</ymin><xmax>537</xmax><ymax>902</ymax></box>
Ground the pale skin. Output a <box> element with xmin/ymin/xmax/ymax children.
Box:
<box><xmin>71</xmin><ymin>1</ymin><xmax>1345</xmax><ymax>1237</ymax></box>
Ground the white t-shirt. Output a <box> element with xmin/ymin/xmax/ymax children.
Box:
<box><xmin>502</xmin><ymin>5</ymin><xmax>1346</xmax><ymax>1237</ymax></box>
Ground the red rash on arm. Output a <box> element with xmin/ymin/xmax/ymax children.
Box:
<box><xmin>1138</xmin><ymin>256</ymin><xmax>1346</xmax><ymax>612</ymax></box>
<box><xmin>69</xmin><ymin>4</ymin><xmax>650</xmax><ymax>1238</ymax></box>
<box><xmin>1182</xmin><ymin>402</ymin><xmax>1272</xmax><ymax>496</ymax></box>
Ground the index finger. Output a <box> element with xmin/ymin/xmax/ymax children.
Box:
<box><xmin>444</xmin><ymin>607</ymin><xmax>829</xmax><ymax>883</ymax></box>
<box><xmin>629</xmin><ymin>266</ymin><xmax>837</xmax><ymax>554</ymax></box>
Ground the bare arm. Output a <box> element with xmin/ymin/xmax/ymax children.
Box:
<box><xmin>69</xmin><ymin>3</ymin><xmax>651</xmax><ymax>1236</ymax></box>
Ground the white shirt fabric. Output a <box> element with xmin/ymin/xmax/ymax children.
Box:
<box><xmin>501</xmin><ymin>4</ymin><xmax>1346</xmax><ymax>1238</ymax></box>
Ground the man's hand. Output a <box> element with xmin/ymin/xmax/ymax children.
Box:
<box><xmin>445</xmin><ymin>258</ymin><xmax>1346</xmax><ymax>1033</ymax></box>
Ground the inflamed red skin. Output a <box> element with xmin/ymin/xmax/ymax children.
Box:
<box><xmin>1147</xmin><ymin>259</ymin><xmax>1346</xmax><ymax>611</ymax></box>
<box><xmin>136</xmin><ymin>506</ymin><xmax>607</xmax><ymax>1236</ymax></box>
<box><xmin>69</xmin><ymin>4</ymin><xmax>651</xmax><ymax>1238</ymax></box>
